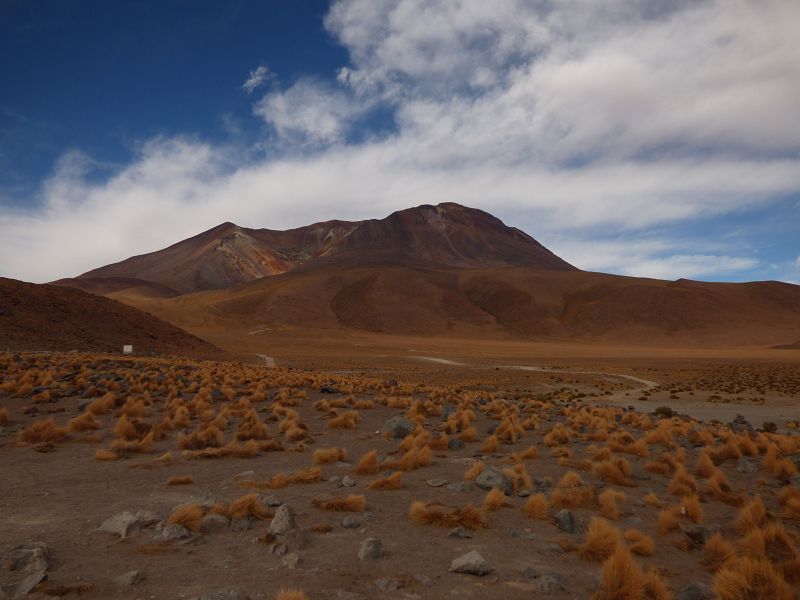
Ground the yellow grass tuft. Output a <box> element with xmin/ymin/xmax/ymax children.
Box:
<box><xmin>166</xmin><ymin>475</ymin><xmax>195</xmax><ymax>486</ymax></box>
<box><xmin>734</xmin><ymin>496</ymin><xmax>767</xmax><ymax>533</ymax></box>
<box><xmin>276</xmin><ymin>590</ymin><xmax>309</xmax><ymax>600</ymax></box>
<box><xmin>167</xmin><ymin>503</ymin><xmax>204</xmax><ymax>532</ymax></box>
<box><xmin>599</xmin><ymin>489</ymin><xmax>626</xmax><ymax>520</ymax></box>
<box><xmin>522</xmin><ymin>493</ymin><xmax>549</xmax><ymax>520</ymax></box>
<box><xmin>368</xmin><ymin>471</ymin><xmax>404</xmax><ymax>490</ymax></box>
<box><xmin>700</xmin><ymin>531</ymin><xmax>734</xmax><ymax>573</ymax></box>
<box><xmin>313</xmin><ymin>447</ymin><xmax>346</xmax><ymax>465</ymax></box>
<box><xmin>0</xmin><ymin>406</ymin><xmax>9</xmax><ymax>425</ymax></box>
<box><xmin>680</xmin><ymin>494</ymin><xmax>703</xmax><ymax>524</ymax></box>
<box><xmin>312</xmin><ymin>494</ymin><xmax>366</xmax><ymax>512</ymax></box>
<box><xmin>355</xmin><ymin>450</ymin><xmax>380</xmax><ymax>475</ymax></box>
<box><xmin>714</xmin><ymin>557</ymin><xmax>794</xmax><ymax>600</ymax></box>
<box><xmin>18</xmin><ymin>418</ymin><xmax>69</xmax><ymax>444</ymax></box>
<box><xmin>408</xmin><ymin>501</ymin><xmax>487</xmax><ymax>530</ymax></box>
<box><xmin>464</xmin><ymin>460</ymin><xmax>484</xmax><ymax>480</ymax></box>
<box><xmin>94</xmin><ymin>448</ymin><xmax>119</xmax><ymax>461</ymax></box>
<box><xmin>67</xmin><ymin>411</ymin><xmax>102</xmax><ymax>432</ymax></box>
<box><xmin>579</xmin><ymin>517</ymin><xmax>621</xmax><ymax>562</ymax></box>
<box><xmin>593</xmin><ymin>545</ymin><xmax>644</xmax><ymax>600</ymax></box>
<box><xmin>483</xmin><ymin>488</ymin><xmax>511</xmax><ymax>511</ymax></box>
<box><xmin>623</xmin><ymin>529</ymin><xmax>655</xmax><ymax>556</ymax></box>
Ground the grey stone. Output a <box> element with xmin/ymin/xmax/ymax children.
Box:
<box><xmin>374</xmin><ymin>578</ymin><xmax>404</xmax><ymax>591</ymax></box>
<box><xmin>268</xmin><ymin>505</ymin><xmax>295</xmax><ymax>536</ymax></box>
<box><xmin>534</xmin><ymin>477</ymin><xmax>553</xmax><ymax>490</ymax></box>
<box><xmin>77</xmin><ymin>398</ymin><xmax>92</xmax><ymax>411</ymax></box>
<box><xmin>1</xmin><ymin>543</ymin><xmax>49</xmax><ymax>600</ymax></box>
<box><xmin>231</xmin><ymin>518</ymin><xmax>253</xmax><ymax>531</ymax></box>
<box><xmin>99</xmin><ymin>511</ymin><xmax>140</xmax><ymax>538</ymax></box>
<box><xmin>450</xmin><ymin>550</ymin><xmax>492</xmax><ymax>576</ymax></box>
<box><xmin>161</xmin><ymin>523</ymin><xmax>193</xmax><ymax>541</ymax></box>
<box><xmin>508</xmin><ymin>528</ymin><xmax>519</xmax><ymax>538</ymax></box>
<box><xmin>447</xmin><ymin>438</ymin><xmax>466</xmax><ymax>451</ymax></box>
<box><xmin>342</xmin><ymin>516</ymin><xmax>361</xmax><ymax>529</ymax></box>
<box><xmin>135</xmin><ymin>510</ymin><xmax>160</xmax><ymax>527</ymax></box>
<box><xmin>446</xmin><ymin>481</ymin><xmax>475</xmax><ymax>493</ymax></box>
<box><xmin>554</xmin><ymin>509</ymin><xmax>576</xmax><ymax>534</ymax></box>
<box><xmin>262</xmin><ymin>495</ymin><xmax>283</xmax><ymax>507</ymax></box>
<box><xmin>474</xmin><ymin>466</ymin><xmax>513</xmax><ymax>495</ymax></box>
<box><xmin>341</xmin><ymin>475</ymin><xmax>356</xmax><ymax>488</ymax></box>
<box><xmin>282</xmin><ymin>552</ymin><xmax>301</xmax><ymax>569</ymax></box>
<box><xmin>448</xmin><ymin>526</ymin><xmax>472</xmax><ymax>538</ymax></box>
<box><xmin>426</xmin><ymin>478</ymin><xmax>448</xmax><ymax>487</ymax></box>
<box><xmin>113</xmin><ymin>571</ymin><xmax>143</xmax><ymax>587</ymax></box>
<box><xmin>736</xmin><ymin>457</ymin><xmax>759</xmax><ymax>474</ymax></box>
<box><xmin>335</xmin><ymin>592</ymin><xmax>364</xmax><ymax>600</ymax></box>
<box><xmin>382</xmin><ymin>415</ymin><xmax>416</xmax><ymax>439</ymax></box>
<box><xmin>677</xmin><ymin>583</ymin><xmax>713</xmax><ymax>600</ymax></box>
<box><xmin>535</xmin><ymin>574</ymin><xmax>568</xmax><ymax>595</ymax></box>
<box><xmin>729</xmin><ymin>414</ymin><xmax>754</xmax><ymax>434</ymax></box>
<box><xmin>201</xmin><ymin>513</ymin><xmax>229</xmax><ymax>532</ymax></box>
<box><xmin>358</xmin><ymin>538</ymin><xmax>383</xmax><ymax>560</ymax></box>
<box><xmin>517</xmin><ymin>489</ymin><xmax>531</xmax><ymax>498</ymax></box>
<box><xmin>414</xmin><ymin>574</ymin><xmax>434</xmax><ymax>587</ymax></box>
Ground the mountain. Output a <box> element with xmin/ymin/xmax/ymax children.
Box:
<box><xmin>0</xmin><ymin>277</ymin><xmax>226</xmax><ymax>358</ymax></box>
<box><xmin>772</xmin><ymin>341</ymin><xmax>800</xmax><ymax>350</ymax></box>
<box><xmin>54</xmin><ymin>203</ymin><xmax>576</xmax><ymax>295</ymax></box>
<box><xmin>52</xmin><ymin>202</ymin><xmax>800</xmax><ymax>348</ymax></box>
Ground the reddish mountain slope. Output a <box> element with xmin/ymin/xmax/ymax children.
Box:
<box><xmin>0</xmin><ymin>278</ymin><xmax>225</xmax><ymax>357</ymax></box>
<box><xmin>57</xmin><ymin>203</ymin><xmax>575</xmax><ymax>295</ymax></box>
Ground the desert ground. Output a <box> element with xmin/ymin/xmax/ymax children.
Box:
<box><xmin>2</xmin><ymin>339</ymin><xmax>799</xmax><ymax>599</ymax></box>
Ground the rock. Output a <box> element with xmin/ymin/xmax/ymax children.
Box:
<box><xmin>446</xmin><ymin>481</ymin><xmax>475</xmax><ymax>493</ymax></box>
<box><xmin>319</xmin><ymin>383</ymin><xmax>339</xmax><ymax>394</ymax></box>
<box><xmin>99</xmin><ymin>511</ymin><xmax>140</xmax><ymax>538</ymax></box>
<box><xmin>414</xmin><ymin>574</ymin><xmax>434</xmax><ymax>587</ymax></box>
<box><xmin>341</xmin><ymin>475</ymin><xmax>356</xmax><ymax>488</ymax></box>
<box><xmin>135</xmin><ymin>510</ymin><xmax>160</xmax><ymax>527</ymax></box>
<box><xmin>161</xmin><ymin>524</ymin><xmax>193</xmax><ymax>541</ymax></box>
<box><xmin>77</xmin><ymin>398</ymin><xmax>92</xmax><ymax>411</ymax></box>
<box><xmin>535</xmin><ymin>573</ymin><xmax>568</xmax><ymax>595</ymax></box>
<box><xmin>282</xmin><ymin>552</ymin><xmax>301</xmax><ymax>569</ymax></box>
<box><xmin>508</xmin><ymin>528</ymin><xmax>519</xmax><ymax>538</ymax></box>
<box><xmin>534</xmin><ymin>477</ymin><xmax>553</xmax><ymax>490</ymax></box>
<box><xmin>1</xmin><ymin>543</ymin><xmax>49</xmax><ymax>600</ymax></box>
<box><xmin>113</xmin><ymin>571</ymin><xmax>143</xmax><ymax>587</ymax></box>
<box><xmin>736</xmin><ymin>457</ymin><xmax>759</xmax><ymax>474</ymax></box>
<box><xmin>677</xmin><ymin>583</ymin><xmax>713</xmax><ymax>600</ymax></box>
<box><xmin>374</xmin><ymin>578</ymin><xmax>404</xmax><ymax>591</ymax></box>
<box><xmin>341</xmin><ymin>516</ymin><xmax>362</xmax><ymax>529</ymax></box>
<box><xmin>231</xmin><ymin>518</ymin><xmax>253</xmax><ymax>531</ymax></box>
<box><xmin>448</xmin><ymin>526</ymin><xmax>472</xmax><ymax>538</ymax></box>
<box><xmin>450</xmin><ymin>550</ymin><xmax>492</xmax><ymax>576</ymax></box>
<box><xmin>335</xmin><ymin>592</ymin><xmax>364</xmax><ymax>600</ymax></box>
<box><xmin>201</xmin><ymin>513</ymin><xmax>229</xmax><ymax>533</ymax></box>
<box><xmin>268</xmin><ymin>505</ymin><xmax>295</xmax><ymax>536</ymax></box>
<box><xmin>197</xmin><ymin>590</ymin><xmax>251</xmax><ymax>600</ymax></box>
<box><xmin>426</xmin><ymin>478</ymin><xmax>448</xmax><ymax>487</ymax></box>
<box><xmin>517</xmin><ymin>489</ymin><xmax>531</xmax><ymax>498</ymax></box>
<box><xmin>382</xmin><ymin>415</ymin><xmax>416</xmax><ymax>439</ymax></box>
<box><xmin>522</xmin><ymin>567</ymin><xmax>540</xmax><ymax>579</ymax></box>
<box><xmin>554</xmin><ymin>509</ymin><xmax>576</xmax><ymax>534</ymax></box>
<box><xmin>729</xmin><ymin>414</ymin><xmax>753</xmax><ymax>434</ymax></box>
<box><xmin>474</xmin><ymin>466</ymin><xmax>513</xmax><ymax>495</ymax></box>
<box><xmin>262</xmin><ymin>495</ymin><xmax>283</xmax><ymax>507</ymax></box>
<box><xmin>358</xmin><ymin>538</ymin><xmax>383</xmax><ymax>560</ymax></box>
<box><xmin>447</xmin><ymin>438</ymin><xmax>466</xmax><ymax>451</ymax></box>
<box><xmin>441</xmin><ymin>405</ymin><xmax>456</xmax><ymax>420</ymax></box>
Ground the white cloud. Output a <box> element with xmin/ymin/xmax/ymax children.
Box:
<box><xmin>2</xmin><ymin>0</ymin><xmax>799</xmax><ymax>284</ymax></box>
<box><xmin>242</xmin><ymin>65</ymin><xmax>271</xmax><ymax>94</ymax></box>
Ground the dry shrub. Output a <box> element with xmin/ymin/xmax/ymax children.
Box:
<box><xmin>642</xmin><ymin>567</ymin><xmax>672</xmax><ymax>600</ymax></box>
<box><xmin>522</xmin><ymin>494</ymin><xmax>549</xmax><ymax>520</ymax></box>
<box><xmin>593</xmin><ymin>545</ymin><xmax>644</xmax><ymax>600</ymax></box>
<box><xmin>408</xmin><ymin>501</ymin><xmax>487</xmax><ymax>530</ymax></box>
<box><xmin>110</xmin><ymin>430</ymin><xmax>154</xmax><ymax>454</ymax></box>
<box><xmin>734</xmin><ymin>496</ymin><xmax>767</xmax><ymax>533</ymax></box>
<box><xmin>328</xmin><ymin>410</ymin><xmax>359</xmax><ymax>429</ymax></box>
<box><xmin>503</xmin><ymin>462</ymin><xmax>532</xmax><ymax>491</ymax></box>
<box><xmin>706</xmin><ymin>470</ymin><xmax>743</xmax><ymax>507</ymax></box>
<box><xmin>167</xmin><ymin>503</ymin><xmax>204</xmax><ymax>532</ymax></box>
<box><xmin>458</xmin><ymin>427</ymin><xmax>478</xmax><ymax>442</ymax></box>
<box><xmin>94</xmin><ymin>448</ymin><xmax>118</xmax><ymax>461</ymax></box>
<box><xmin>680</xmin><ymin>495</ymin><xmax>703</xmax><ymax>524</ymax></box>
<box><xmin>482</xmin><ymin>434</ymin><xmax>499</xmax><ymax>453</ymax></box>
<box><xmin>253</xmin><ymin>466</ymin><xmax>321</xmax><ymax>489</ymax></box>
<box><xmin>738</xmin><ymin>522</ymin><xmax>797</xmax><ymax>570</ymax></box>
<box><xmin>623</xmin><ymin>529</ymin><xmax>654</xmax><ymax>556</ymax></box>
<box><xmin>18</xmin><ymin>418</ymin><xmax>69</xmax><ymax>444</ymax></box>
<box><xmin>713</xmin><ymin>557</ymin><xmax>794</xmax><ymax>600</ymax></box>
<box><xmin>0</xmin><ymin>407</ymin><xmax>8</xmax><ymax>425</ymax></box>
<box><xmin>483</xmin><ymin>488</ymin><xmax>511</xmax><ymax>511</ymax></box>
<box><xmin>119</xmin><ymin>398</ymin><xmax>147</xmax><ymax>418</ymax></box>
<box><xmin>68</xmin><ymin>411</ymin><xmax>102</xmax><ymax>432</ymax></box>
<box><xmin>312</xmin><ymin>494</ymin><xmax>366</xmax><ymax>512</ymax></box>
<box><xmin>178</xmin><ymin>423</ymin><xmax>224</xmax><ymax>450</ymax></box>
<box><xmin>355</xmin><ymin>450</ymin><xmax>380</xmax><ymax>475</ymax></box>
<box><xmin>384</xmin><ymin>445</ymin><xmax>432</xmax><ymax>471</ymax></box>
<box><xmin>276</xmin><ymin>590</ymin><xmax>309</xmax><ymax>600</ymax></box>
<box><xmin>643</xmin><ymin>492</ymin><xmax>662</xmax><ymax>508</ymax></box>
<box><xmin>313</xmin><ymin>447</ymin><xmax>346</xmax><ymax>465</ymax></box>
<box><xmin>224</xmin><ymin>494</ymin><xmax>273</xmax><ymax>520</ymax></box>
<box><xmin>667</xmin><ymin>466</ymin><xmax>697</xmax><ymax>497</ymax></box>
<box><xmin>579</xmin><ymin>517</ymin><xmax>620</xmax><ymax>562</ymax></box>
<box><xmin>520</xmin><ymin>445</ymin><xmax>539</xmax><ymax>459</ymax></box>
<box><xmin>310</xmin><ymin>523</ymin><xmax>333</xmax><ymax>534</ymax></box>
<box><xmin>544</xmin><ymin>423</ymin><xmax>571</xmax><ymax>447</ymax></box>
<box><xmin>594</xmin><ymin>459</ymin><xmax>632</xmax><ymax>486</ymax></box>
<box><xmin>87</xmin><ymin>392</ymin><xmax>117</xmax><ymax>415</ymax></box>
<box><xmin>464</xmin><ymin>460</ymin><xmax>484</xmax><ymax>480</ymax></box>
<box><xmin>700</xmin><ymin>531</ymin><xmax>734</xmax><ymax>572</ymax></box>
<box><xmin>368</xmin><ymin>471</ymin><xmax>404</xmax><ymax>490</ymax></box>
<box><xmin>551</xmin><ymin>471</ymin><xmax>596</xmax><ymax>509</ymax></box>
<box><xmin>599</xmin><ymin>489</ymin><xmax>626</xmax><ymax>520</ymax></box>
<box><xmin>658</xmin><ymin>507</ymin><xmax>681</xmax><ymax>535</ymax></box>
<box><xmin>167</xmin><ymin>475</ymin><xmax>195</xmax><ymax>486</ymax></box>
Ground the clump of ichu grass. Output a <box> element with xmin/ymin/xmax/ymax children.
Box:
<box><xmin>312</xmin><ymin>494</ymin><xmax>366</xmax><ymax>512</ymax></box>
<box><xmin>408</xmin><ymin>501</ymin><xmax>487</xmax><ymax>530</ymax></box>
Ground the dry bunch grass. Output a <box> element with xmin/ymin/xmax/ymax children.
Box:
<box><xmin>522</xmin><ymin>494</ymin><xmax>549</xmax><ymax>520</ymax></box>
<box><xmin>579</xmin><ymin>517</ymin><xmax>621</xmax><ymax>562</ymax></box>
<box><xmin>593</xmin><ymin>458</ymin><xmax>632</xmax><ymax>486</ymax></box>
<box><xmin>734</xmin><ymin>496</ymin><xmax>767</xmax><ymax>533</ymax></box>
<box><xmin>464</xmin><ymin>460</ymin><xmax>484</xmax><ymax>480</ymax></box>
<box><xmin>623</xmin><ymin>529</ymin><xmax>654</xmax><ymax>556</ymax></box>
<box><xmin>167</xmin><ymin>503</ymin><xmax>204</xmax><ymax>532</ymax></box>
<box><xmin>592</xmin><ymin>545</ymin><xmax>644</xmax><ymax>600</ymax></box>
<box><xmin>0</xmin><ymin>407</ymin><xmax>8</xmax><ymax>425</ymax></box>
<box><xmin>368</xmin><ymin>471</ymin><xmax>404</xmax><ymax>490</ymax></box>
<box><xmin>68</xmin><ymin>411</ymin><xmax>102</xmax><ymax>432</ymax></box>
<box><xmin>275</xmin><ymin>590</ymin><xmax>309</xmax><ymax>600</ymax></box>
<box><xmin>713</xmin><ymin>557</ymin><xmax>794</xmax><ymax>600</ymax></box>
<box><xmin>313</xmin><ymin>447</ymin><xmax>346</xmax><ymax>465</ymax></box>
<box><xmin>94</xmin><ymin>448</ymin><xmax>119</xmax><ymax>461</ymax></box>
<box><xmin>483</xmin><ymin>488</ymin><xmax>511</xmax><ymax>511</ymax></box>
<box><xmin>408</xmin><ymin>501</ymin><xmax>487</xmax><ymax>530</ymax></box>
<box><xmin>18</xmin><ymin>418</ymin><xmax>69</xmax><ymax>444</ymax></box>
<box><xmin>599</xmin><ymin>489</ymin><xmax>626</xmax><ymax>520</ymax></box>
<box><xmin>700</xmin><ymin>531</ymin><xmax>734</xmax><ymax>572</ymax></box>
<box><xmin>355</xmin><ymin>450</ymin><xmax>380</xmax><ymax>475</ymax></box>
<box><xmin>167</xmin><ymin>475</ymin><xmax>195</xmax><ymax>486</ymax></box>
<box><xmin>312</xmin><ymin>494</ymin><xmax>366</xmax><ymax>512</ymax></box>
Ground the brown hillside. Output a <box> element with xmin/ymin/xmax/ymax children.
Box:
<box><xmin>0</xmin><ymin>278</ymin><xmax>226</xmax><ymax>358</ymax></box>
<box><xmin>61</xmin><ymin>203</ymin><xmax>576</xmax><ymax>295</ymax></box>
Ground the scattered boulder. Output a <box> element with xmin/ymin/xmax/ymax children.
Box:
<box><xmin>426</xmin><ymin>478</ymin><xmax>448</xmax><ymax>488</ymax></box>
<box><xmin>450</xmin><ymin>550</ymin><xmax>492</xmax><ymax>576</ymax></box>
<box><xmin>342</xmin><ymin>516</ymin><xmax>361</xmax><ymax>529</ymax></box>
<box><xmin>374</xmin><ymin>578</ymin><xmax>404</xmax><ymax>592</ymax></box>
<box><xmin>729</xmin><ymin>414</ymin><xmax>753</xmax><ymax>434</ymax></box>
<box><xmin>340</xmin><ymin>476</ymin><xmax>356</xmax><ymax>488</ymax></box>
<box><xmin>99</xmin><ymin>511</ymin><xmax>141</xmax><ymax>538</ymax></box>
<box><xmin>448</xmin><ymin>527</ymin><xmax>472</xmax><ymax>539</ymax></box>
<box><xmin>282</xmin><ymin>552</ymin><xmax>301</xmax><ymax>569</ymax></box>
<box><xmin>113</xmin><ymin>571</ymin><xmax>143</xmax><ymax>587</ymax></box>
<box><xmin>447</xmin><ymin>438</ymin><xmax>466</xmax><ymax>451</ymax></box>
<box><xmin>319</xmin><ymin>383</ymin><xmax>339</xmax><ymax>394</ymax></box>
<box><xmin>201</xmin><ymin>513</ymin><xmax>229</xmax><ymax>533</ymax></box>
<box><xmin>1</xmin><ymin>543</ymin><xmax>49</xmax><ymax>600</ymax></box>
<box><xmin>358</xmin><ymin>538</ymin><xmax>383</xmax><ymax>561</ymax></box>
<box><xmin>382</xmin><ymin>415</ymin><xmax>415</xmax><ymax>439</ymax></box>
<box><xmin>196</xmin><ymin>590</ymin><xmax>251</xmax><ymax>600</ymax></box>
<box><xmin>535</xmin><ymin>573</ymin><xmax>568</xmax><ymax>595</ymax></box>
<box><xmin>475</xmin><ymin>466</ymin><xmax>513</xmax><ymax>495</ymax></box>
<box><xmin>268</xmin><ymin>505</ymin><xmax>295</xmax><ymax>536</ymax></box>
<box><xmin>554</xmin><ymin>509</ymin><xmax>576</xmax><ymax>534</ymax></box>
<box><xmin>160</xmin><ymin>524</ymin><xmax>194</xmax><ymax>541</ymax></box>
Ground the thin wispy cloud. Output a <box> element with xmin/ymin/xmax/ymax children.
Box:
<box><xmin>242</xmin><ymin>65</ymin><xmax>271</xmax><ymax>94</ymax></box>
<box><xmin>1</xmin><ymin>0</ymin><xmax>798</xmax><ymax>284</ymax></box>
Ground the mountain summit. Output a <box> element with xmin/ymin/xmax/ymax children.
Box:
<box><xmin>60</xmin><ymin>203</ymin><xmax>576</xmax><ymax>295</ymax></box>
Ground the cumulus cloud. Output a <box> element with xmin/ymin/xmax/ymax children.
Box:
<box><xmin>2</xmin><ymin>0</ymin><xmax>799</xmax><ymax>283</ymax></box>
<box><xmin>242</xmin><ymin>65</ymin><xmax>271</xmax><ymax>94</ymax></box>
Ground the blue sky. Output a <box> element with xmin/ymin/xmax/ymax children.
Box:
<box><xmin>1</xmin><ymin>0</ymin><xmax>798</xmax><ymax>284</ymax></box>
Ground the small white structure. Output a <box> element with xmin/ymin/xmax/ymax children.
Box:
<box><xmin>122</xmin><ymin>345</ymin><xmax>133</xmax><ymax>355</ymax></box>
